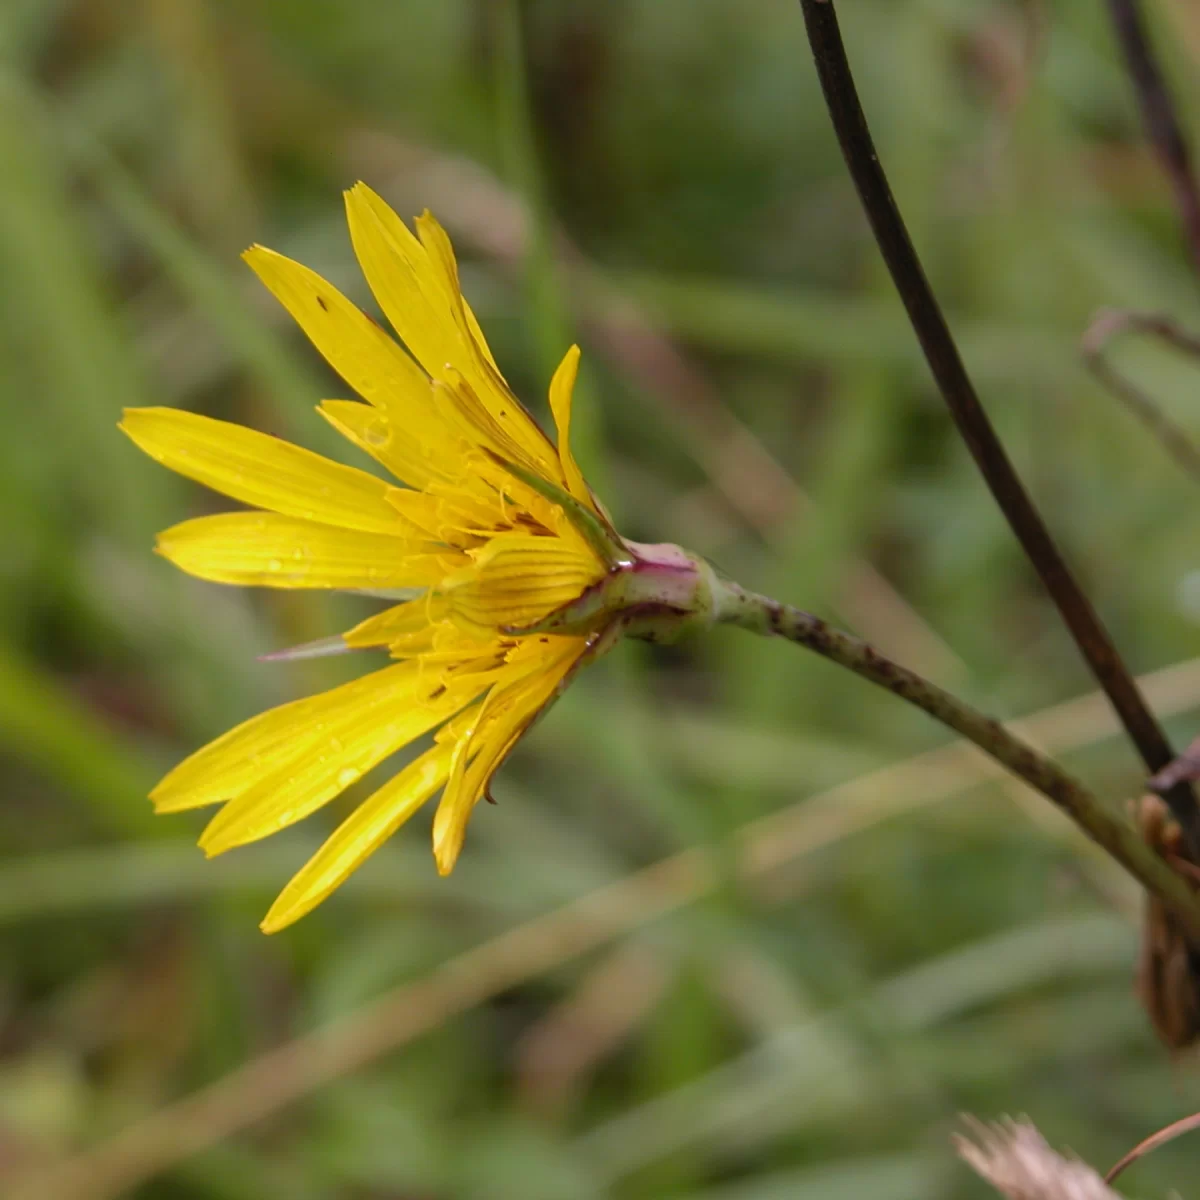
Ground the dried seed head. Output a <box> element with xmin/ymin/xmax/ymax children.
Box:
<box><xmin>1135</xmin><ymin>794</ymin><xmax>1200</xmax><ymax>1050</ymax></box>
<box><xmin>954</xmin><ymin>1118</ymin><xmax>1118</xmax><ymax>1200</ymax></box>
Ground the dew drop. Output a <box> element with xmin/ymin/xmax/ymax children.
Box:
<box><xmin>268</xmin><ymin>559</ymin><xmax>282</xmax><ymax>572</ymax></box>
<box><xmin>337</xmin><ymin>767</ymin><xmax>360</xmax><ymax>787</ymax></box>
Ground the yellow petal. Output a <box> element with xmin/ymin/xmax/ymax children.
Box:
<box><xmin>433</xmin><ymin>698</ymin><xmax>487</xmax><ymax>745</ymax></box>
<box><xmin>157</xmin><ymin>512</ymin><xmax>457</xmax><ymax>589</ymax></box>
<box><xmin>260</xmin><ymin>741</ymin><xmax>455</xmax><ymax>932</ymax></box>
<box><xmin>547</xmin><ymin>345</ymin><xmax>596</xmax><ymax>511</ymax></box>
<box><xmin>413</xmin><ymin>210</ymin><xmax>502</xmax><ymax>375</ymax></box>
<box><xmin>440</xmin><ymin>533</ymin><xmax>604</xmax><ymax>632</ymax></box>
<box><xmin>427</xmin><ymin>380</ymin><xmax>527</xmax><ymax>480</ymax></box>
<box><xmin>432</xmin><ymin>639</ymin><xmax>586</xmax><ymax>873</ymax></box>
<box><xmin>318</xmin><ymin>400</ymin><xmax>464</xmax><ymax>493</ymax></box>
<box><xmin>344</xmin><ymin>186</ymin><xmax>472</xmax><ymax>382</ymax></box>
<box><xmin>344</xmin><ymin>594</ymin><xmax>445</xmax><ymax>650</ymax></box>
<box><xmin>121</xmin><ymin>407</ymin><xmax>410</xmax><ymax>534</ymax></box>
<box><xmin>242</xmin><ymin>246</ymin><xmax>468</xmax><ymax>488</ymax></box>
<box><xmin>344</xmin><ymin>185</ymin><xmax>563</xmax><ymax>482</ymax></box>
<box><xmin>385</xmin><ymin>485</ymin><xmax>502</xmax><ymax>545</ymax></box>
<box><xmin>199</xmin><ymin>664</ymin><xmax>495</xmax><ymax>856</ymax></box>
<box><xmin>243</xmin><ymin>246</ymin><xmax>425</xmax><ymax>414</ymax></box>
<box><xmin>152</xmin><ymin>662</ymin><xmax>417</xmax><ymax>813</ymax></box>
<box><xmin>341</xmin><ymin>597</ymin><xmax>507</xmax><ymax>665</ymax></box>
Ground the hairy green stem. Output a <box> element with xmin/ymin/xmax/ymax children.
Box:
<box><xmin>718</xmin><ymin>582</ymin><xmax>1200</xmax><ymax>941</ymax></box>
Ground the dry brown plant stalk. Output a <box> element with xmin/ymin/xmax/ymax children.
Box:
<box><xmin>1135</xmin><ymin>794</ymin><xmax>1200</xmax><ymax>1049</ymax></box>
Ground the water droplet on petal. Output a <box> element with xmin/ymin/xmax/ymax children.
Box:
<box><xmin>268</xmin><ymin>559</ymin><xmax>282</xmax><ymax>572</ymax></box>
<box><xmin>337</xmin><ymin>767</ymin><xmax>360</xmax><ymax>787</ymax></box>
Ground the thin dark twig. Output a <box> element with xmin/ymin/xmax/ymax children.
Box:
<box><xmin>796</xmin><ymin>0</ymin><xmax>1200</xmax><ymax>853</ymax></box>
<box><xmin>1105</xmin><ymin>0</ymin><xmax>1200</xmax><ymax>275</ymax></box>
<box><xmin>1082</xmin><ymin>307</ymin><xmax>1200</xmax><ymax>484</ymax></box>
<box><xmin>1148</xmin><ymin>728</ymin><xmax>1200</xmax><ymax>795</ymax></box>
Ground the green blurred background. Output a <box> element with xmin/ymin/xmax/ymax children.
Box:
<box><xmin>5</xmin><ymin>0</ymin><xmax>1200</xmax><ymax>1196</ymax></box>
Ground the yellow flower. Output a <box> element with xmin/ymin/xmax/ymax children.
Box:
<box><xmin>122</xmin><ymin>184</ymin><xmax>717</xmax><ymax>933</ymax></box>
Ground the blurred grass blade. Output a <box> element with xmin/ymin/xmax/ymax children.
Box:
<box><xmin>0</xmin><ymin>642</ymin><xmax>157</xmax><ymax>838</ymax></box>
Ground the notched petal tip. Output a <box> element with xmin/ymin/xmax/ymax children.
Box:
<box><xmin>344</xmin><ymin>180</ymin><xmax>377</xmax><ymax>211</ymax></box>
<box><xmin>117</xmin><ymin>405</ymin><xmax>172</xmax><ymax>441</ymax></box>
<box><xmin>199</xmin><ymin>815</ymin><xmax>250</xmax><ymax>857</ymax></box>
<box><xmin>260</xmin><ymin>893</ymin><xmax>312</xmax><ymax>933</ymax></box>
<box><xmin>414</xmin><ymin>209</ymin><xmax>448</xmax><ymax>241</ymax></box>
<box><xmin>116</xmin><ymin>405</ymin><xmax>144</xmax><ymax>434</ymax></box>
<box><xmin>240</xmin><ymin>245</ymin><xmax>285</xmax><ymax>279</ymax></box>
<box><xmin>149</xmin><ymin>774</ymin><xmax>229</xmax><ymax>815</ymax></box>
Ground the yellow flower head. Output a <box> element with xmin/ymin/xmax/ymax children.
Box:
<box><xmin>121</xmin><ymin>184</ymin><xmax>716</xmax><ymax>932</ymax></box>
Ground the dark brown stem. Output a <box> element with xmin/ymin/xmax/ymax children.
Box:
<box><xmin>796</xmin><ymin>0</ymin><xmax>1200</xmax><ymax>854</ymax></box>
<box><xmin>1105</xmin><ymin>0</ymin><xmax>1200</xmax><ymax>276</ymax></box>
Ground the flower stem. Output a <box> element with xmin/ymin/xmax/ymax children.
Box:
<box><xmin>717</xmin><ymin>581</ymin><xmax>1200</xmax><ymax>941</ymax></box>
<box><xmin>796</xmin><ymin>0</ymin><xmax>1200</xmax><ymax>855</ymax></box>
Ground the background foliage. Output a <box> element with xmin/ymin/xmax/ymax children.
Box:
<box><xmin>4</xmin><ymin>1</ymin><xmax>1200</xmax><ymax>1196</ymax></box>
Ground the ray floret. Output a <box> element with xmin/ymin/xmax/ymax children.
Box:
<box><xmin>121</xmin><ymin>184</ymin><xmax>719</xmax><ymax>932</ymax></box>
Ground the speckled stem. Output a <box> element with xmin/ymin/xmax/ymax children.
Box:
<box><xmin>718</xmin><ymin>580</ymin><xmax>1200</xmax><ymax>941</ymax></box>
